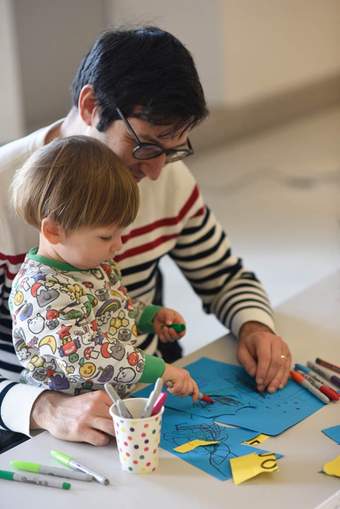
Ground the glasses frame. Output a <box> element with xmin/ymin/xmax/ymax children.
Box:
<box><xmin>115</xmin><ymin>107</ymin><xmax>194</xmax><ymax>163</ymax></box>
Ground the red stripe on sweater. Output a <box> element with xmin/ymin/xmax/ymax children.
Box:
<box><xmin>0</xmin><ymin>252</ymin><xmax>25</xmax><ymax>265</ymax></box>
<box><xmin>0</xmin><ymin>263</ymin><xmax>18</xmax><ymax>282</ymax></box>
<box><xmin>122</xmin><ymin>185</ymin><xmax>201</xmax><ymax>243</ymax></box>
<box><xmin>115</xmin><ymin>233</ymin><xmax>179</xmax><ymax>262</ymax></box>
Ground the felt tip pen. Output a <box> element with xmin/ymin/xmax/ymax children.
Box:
<box><xmin>151</xmin><ymin>392</ymin><xmax>168</xmax><ymax>416</ymax></box>
<box><xmin>50</xmin><ymin>450</ymin><xmax>109</xmax><ymax>486</ymax></box>
<box><xmin>198</xmin><ymin>392</ymin><xmax>214</xmax><ymax>404</ymax></box>
<box><xmin>10</xmin><ymin>460</ymin><xmax>93</xmax><ymax>481</ymax></box>
<box><xmin>0</xmin><ymin>469</ymin><xmax>71</xmax><ymax>490</ymax></box>
<box><xmin>315</xmin><ymin>358</ymin><xmax>340</xmax><ymax>375</ymax></box>
<box><xmin>141</xmin><ymin>377</ymin><xmax>164</xmax><ymax>418</ymax></box>
<box><xmin>297</xmin><ymin>373</ymin><xmax>339</xmax><ymax>401</ymax></box>
<box><xmin>307</xmin><ymin>361</ymin><xmax>340</xmax><ymax>389</ymax></box>
<box><xmin>290</xmin><ymin>370</ymin><xmax>330</xmax><ymax>404</ymax></box>
<box><xmin>169</xmin><ymin>323</ymin><xmax>186</xmax><ymax>333</ymax></box>
<box><xmin>294</xmin><ymin>365</ymin><xmax>340</xmax><ymax>401</ymax></box>
<box><xmin>104</xmin><ymin>383</ymin><xmax>133</xmax><ymax>418</ymax></box>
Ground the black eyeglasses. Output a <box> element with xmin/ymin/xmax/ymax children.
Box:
<box><xmin>116</xmin><ymin>107</ymin><xmax>194</xmax><ymax>163</ymax></box>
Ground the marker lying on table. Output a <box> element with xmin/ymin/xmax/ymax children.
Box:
<box><xmin>294</xmin><ymin>365</ymin><xmax>339</xmax><ymax>401</ymax></box>
<box><xmin>10</xmin><ymin>460</ymin><xmax>92</xmax><ymax>481</ymax></box>
<box><xmin>307</xmin><ymin>361</ymin><xmax>340</xmax><ymax>389</ymax></box>
<box><xmin>51</xmin><ymin>450</ymin><xmax>109</xmax><ymax>486</ymax></box>
<box><xmin>315</xmin><ymin>357</ymin><xmax>340</xmax><ymax>375</ymax></box>
<box><xmin>0</xmin><ymin>469</ymin><xmax>71</xmax><ymax>490</ymax></box>
<box><xmin>290</xmin><ymin>370</ymin><xmax>330</xmax><ymax>404</ymax></box>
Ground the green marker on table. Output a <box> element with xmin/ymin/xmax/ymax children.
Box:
<box><xmin>10</xmin><ymin>460</ymin><xmax>92</xmax><ymax>481</ymax></box>
<box><xmin>51</xmin><ymin>450</ymin><xmax>109</xmax><ymax>486</ymax></box>
<box><xmin>0</xmin><ymin>469</ymin><xmax>71</xmax><ymax>490</ymax></box>
<box><xmin>169</xmin><ymin>323</ymin><xmax>186</xmax><ymax>333</ymax></box>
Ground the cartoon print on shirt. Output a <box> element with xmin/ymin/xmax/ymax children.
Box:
<box><xmin>101</xmin><ymin>341</ymin><xmax>125</xmax><ymax>361</ymax></box>
<box><xmin>114</xmin><ymin>366</ymin><xmax>137</xmax><ymax>384</ymax></box>
<box><xmin>27</xmin><ymin>313</ymin><xmax>45</xmax><ymax>334</ymax></box>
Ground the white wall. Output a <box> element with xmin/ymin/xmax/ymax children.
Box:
<box><xmin>108</xmin><ymin>0</ymin><xmax>340</xmax><ymax>106</ymax></box>
<box><xmin>223</xmin><ymin>0</ymin><xmax>340</xmax><ymax>104</ymax></box>
<box><xmin>0</xmin><ymin>0</ymin><xmax>24</xmax><ymax>143</ymax></box>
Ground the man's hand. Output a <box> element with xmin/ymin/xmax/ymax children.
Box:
<box><xmin>237</xmin><ymin>321</ymin><xmax>292</xmax><ymax>393</ymax></box>
<box><xmin>30</xmin><ymin>390</ymin><xmax>115</xmax><ymax>446</ymax></box>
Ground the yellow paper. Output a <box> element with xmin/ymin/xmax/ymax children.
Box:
<box><xmin>174</xmin><ymin>439</ymin><xmax>219</xmax><ymax>453</ymax></box>
<box><xmin>323</xmin><ymin>455</ymin><xmax>340</xmax><ymax>478</ymax></box>
<box><xmin>230</xmin><ymin>452</ymin><xmax>278</xmax><ymax>485</ymax></box>
<box><xmin>243</xmin><ymin>434</ymin><xmax>269</xmax><ymax>445</ymax></box>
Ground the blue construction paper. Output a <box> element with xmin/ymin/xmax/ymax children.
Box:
<box><xmin>135</xmin><ymin>357</ymin><xmax>324</xmax><ymax>435</ymax></box>
<box><xmin>322</xmin><ymin>425</ymin><xmax>340</xmax><ymax>444</ymax></box>
<box><xmin>159</xmin><ymin>407</ymin><xmax>282</xmax><ymax>481</ymax></box>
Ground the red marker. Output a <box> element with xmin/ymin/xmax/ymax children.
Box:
<box><xmin>301</xmin><ymin>372</ymin><xmax>339</xmax><ymax>402</ymax></box>
<box><xmin>290</xmin><ymin>370</ymin><xmax>330</xmax><ymax>404</ymax></box>
<box><xmin>198</xmin><ymin>392</ymin><xmax>214</xmax><ymax>404</ymax></box>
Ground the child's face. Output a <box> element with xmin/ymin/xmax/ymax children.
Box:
<box><xmin>57</xmin><ymin>224</ymin><xmax>124</xmax><ymax>269</ymax></box>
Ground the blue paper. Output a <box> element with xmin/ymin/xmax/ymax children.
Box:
<box><xmin>159</xmin><ymin>408</ymin><xmax>281</xmax><ymax>481</ymax></box>
<box><xmin>322</xmin><ymin>425</ymin><xmax>340</xmax><ymax>444</ymax></box>
<box><xmin>135</xmin><ymin>357</ymin><xmax>324</xmax><ymax>435</ymax></box>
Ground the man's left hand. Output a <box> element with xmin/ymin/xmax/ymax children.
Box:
<box><xmin>237</xmin><ymin>321</ymin><xmax>292</xmax><ymax>393</ymax></box>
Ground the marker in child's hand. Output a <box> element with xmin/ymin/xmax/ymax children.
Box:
<box><xmin>169</xmin><ymin>323</ymin><xmax>186</xmax><ymax>333</ymax></box>
<box><xmin>166</xmin><ymin>381</ymin><xmax>214</xmax><ymax>403</ymax></box>
<box><xmin>198</xmin><ymin>392</ymin><xmax>214</xmax><ymax>404</ymax></box>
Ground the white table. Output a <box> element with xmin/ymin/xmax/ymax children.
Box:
<box><xmin>1</xmin><ymin>272</ymin><xmax>340</xmax><ymax>509</ymax></box>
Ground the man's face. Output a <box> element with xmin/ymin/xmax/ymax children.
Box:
<box><xmin>88</xmin><ymin>113</ymin><xmax>191</xmax><ymax>183</ymax></box>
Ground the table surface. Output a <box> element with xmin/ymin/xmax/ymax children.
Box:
<box><xmin>1</xmin><ymin>272</ymin><xmax>340</xmax><ymax>509</ymax></box>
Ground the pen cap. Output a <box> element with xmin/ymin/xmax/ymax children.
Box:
<box><xmin>50</xmin><ymin>450</ymin><xmax>72</xmax><ymax>466</ymax></box>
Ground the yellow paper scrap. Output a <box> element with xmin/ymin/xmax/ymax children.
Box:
<box><xmin>243</xmin><ymin>434</ymin><xmax>269</xmax><ymax>446</ymax></box>
<box><xmin>174</xmin><ymin>439</ymin><xmax>219</xmax><ymax>453</ymax></box>
<box><xmin>230</xmin><ymin>452</ymin><xmax>278</xmax><ymax>485</ymax></box>
<box><xmin>323</xmin><ymin>455</ymin><xmax>340</xmax><ymax>478</ymax></box>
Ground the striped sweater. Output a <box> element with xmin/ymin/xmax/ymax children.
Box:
<box><xmin>0</xmin><ymin>121</ymin><xmax>275</xmax><ymax>435</ymax></box>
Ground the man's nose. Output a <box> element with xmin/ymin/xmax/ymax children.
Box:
<box><xmin>140</xmin><ymin>155</ymin><xmax>166</xmax><ymax>181</ymax></box>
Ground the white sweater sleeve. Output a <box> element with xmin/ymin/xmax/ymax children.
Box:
<box><xmin>0</xmin><ymin>379</ymin><xmax>46</xmax><ymax>436</ymax></box>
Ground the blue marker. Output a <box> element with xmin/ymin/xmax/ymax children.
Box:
<box><xmin>294</xmin><ymin>363</ymin><xmax>310</xmax><ymax>374</ymax></box>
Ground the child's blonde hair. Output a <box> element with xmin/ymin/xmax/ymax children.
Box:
<box><xmin>12</xmin><ymin>135</ymin><xmax>139</xmax><ymax>231</ymax></box>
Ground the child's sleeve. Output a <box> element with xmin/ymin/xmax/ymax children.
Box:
<box><xmin>11</xmin><ymin>279</ymin><xmax>165</xmax><ymax>390</ymax></box>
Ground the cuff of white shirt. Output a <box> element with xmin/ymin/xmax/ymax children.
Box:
<box><xmin>1</xmin><ymin>382</ymin><xmax>46</xmax><ymax>437</ymax></box>
<box><xmin>232</xmin><ymin>309</ymin><xmax>276</xmax><ymax>339</ymax></box>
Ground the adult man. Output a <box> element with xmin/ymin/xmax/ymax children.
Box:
<box><xmin>0</xmin><ymin>26</ymin><xmax>291</xmax><ymax>448</ymax></box>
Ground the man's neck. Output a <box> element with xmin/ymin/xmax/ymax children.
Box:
<box><xmin>45</xmin><ymin>108</ymin><xmax>85</xmax><ymax>144</ymax></box>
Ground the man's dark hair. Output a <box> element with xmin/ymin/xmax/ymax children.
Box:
<box><xmin>71</xmin><ymin>26</ymin><xmax>208</xmax><ymax>133</ymax></box>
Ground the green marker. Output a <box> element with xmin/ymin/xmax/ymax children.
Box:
<box><xmin>10</xmin><ymin>460</ymin><xmax>92</xmax><ymax>481</ymax></box>
<box><xmin>51</xmin><ymin>450</ymin><xmax>109</xmax><ymax>486</ymax></box>
<box><xmin>0</xmin><ymin>469</ymin><xmax>71</xmax><ymax>489</ymax></box>
<box><xmin>169</xmin><ymin>323</ymin><xmax>186</xmax><ymax>333</ymax></box>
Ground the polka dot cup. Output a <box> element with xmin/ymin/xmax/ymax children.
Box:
<box><xmin>110</xmin><ymin>397</ymin><xmax>164</xmax><ymax>474</ymax></box>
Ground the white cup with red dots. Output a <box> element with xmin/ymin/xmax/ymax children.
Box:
<box><xmin>110</xmin><ymin>397</ymin><xmax>164</xmax><ymax>474</ymax></box>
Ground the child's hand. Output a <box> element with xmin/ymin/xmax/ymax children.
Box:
<box><xmin>162</xmin><ymin>363</ymin><xmax>199</xmax><ymax>400</ymax></box>
<box><xmin>153</xmin><ymin>307</ymin><xmax>186</xmax><ymax>342</ymax></box>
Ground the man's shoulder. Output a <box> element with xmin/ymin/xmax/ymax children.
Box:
<box><xmin>0</xmin><ymin>120</ymin><xmax>62</xmax><ymax>176</ymax></box>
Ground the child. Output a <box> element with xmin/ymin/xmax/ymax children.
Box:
<box><xmin>9</xmin><ymin>136</ymin><xmax>199</xmax><ymax>400</ymax></box>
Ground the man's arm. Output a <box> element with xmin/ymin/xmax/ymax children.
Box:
<box><xmin>170</xmin><ymin>183</ymin><xmax>291</xmax><ymax>391</ymax></box>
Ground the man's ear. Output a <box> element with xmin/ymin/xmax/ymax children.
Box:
<box><xmin>41</xmin><ymin>217</ymin><xmax>65</xmax><ymax>245</ymax></box>
<box><xmin>78</xmin><ymin>84</ymin><xmax>98</xmax><ymax>126</ymax></box>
